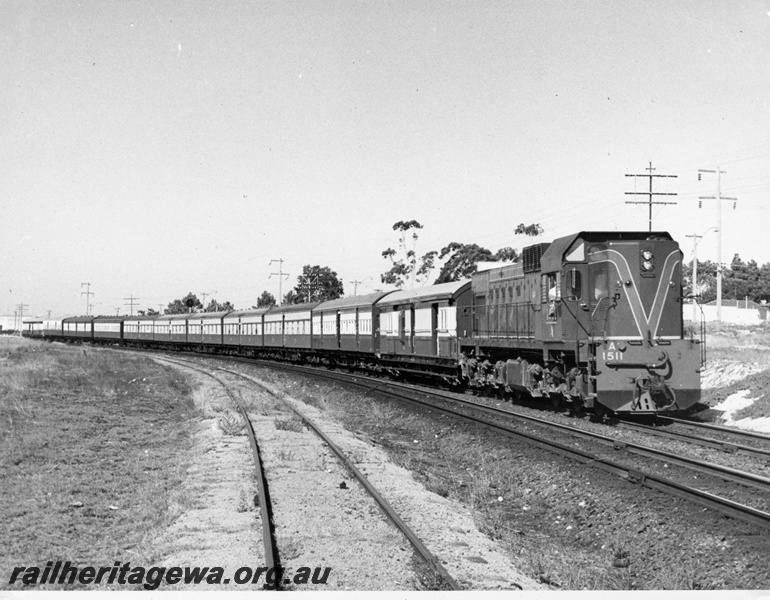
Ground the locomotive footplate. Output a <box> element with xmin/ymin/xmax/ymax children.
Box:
<box><xmin>594</xmin><ymin>338</ymin><xmax>701</xmax><ymax>413</ymax></box>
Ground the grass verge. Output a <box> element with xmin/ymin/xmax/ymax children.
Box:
<box><xmin>0</xmin><ymin>339</ymin><xmax>199</xmax><ymax>590</ymax></box>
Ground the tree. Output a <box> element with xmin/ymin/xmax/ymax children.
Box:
<box><xmin>433</xmin><ymin>244</ymin><xmax>523</xmax><ymax>283</ymax></box>
<box><xmin>252</xmin><ymin>290</ymin><xmax>276</xmax><ymax>309</ymax></box>
<box><xmin>381</xmin><ymin>220</ymin><xmax>437</xmax><ymax>288</ymax></box>
<box><xmin>204</xmin><ymin>299</ymin><xmax>235</xmax><ymax>312</ymax></box>
<box><xmin>494</xmin><ymin>246</ymin><xmax>519</xmax><ymax>262</ymax></box>
<box><xmin>683</xmin><ymin>260</ymin><xmax>717</xmax><ymax>304</ymax></box>
<box><xmin>514</xmin><ymin>222</ymin><xmax>544</xmax><ymax>237</ymax></box>
<box><xmin>431</xmin><ymin>223</ymin><xmax>544</xmax><ymax>284</ymax></box>
<box><xmin>166</xmin><ymin>292</ymin><xmax>202</xmax><ymax>314</ymax></box>
<box><xmin>286</xmin><ymin>265</ymin><xmax>344</xmax><ymax>304</ymax></box>
<box><xmin>434</xmin><ymin>243</ymin><xmax>495</xmax><ymax>283</ymax></box>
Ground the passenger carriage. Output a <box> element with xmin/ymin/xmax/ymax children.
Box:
<box><xmin>168</xmin><ymin>314</ymin><xmax>189</xmax><ymax>345</ymax></box>
<box><xmin>223</xmin><ymin>308</ymin><xmax>269</xmax><ymax>349</ymax></box>
<box><xmin>92</xmin><ymin>316</ymin><xmax>125</xmax><ymax>341</ymax></box>
<box><xmin>375</xmin><ymin>282</ymin><xmax>471</xmax><ymax>377</ymax></box>
<box><xmin>313</xmin><ymin>292</ymin><xmax>391</xmax><ymax>354</ymax></box>
<box><xmin>62</xmin><ymin>316</ymin><xmax>94</xmax><ymax>341</ymax></box>
<box><xmin>264</xmin><ymin>303</ymin><xmax>320</xmax><ymax>349</ymax></box>
<box><xmin>200</xmin><ymin>311</ymin><xmax>231</xmax><ymax>348</ymax></box>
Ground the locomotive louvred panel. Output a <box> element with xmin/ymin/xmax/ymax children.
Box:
<box><xmin>522</xmin><ymin>243</ymin><xmax>551</xmax><ymax>273</ymax></box>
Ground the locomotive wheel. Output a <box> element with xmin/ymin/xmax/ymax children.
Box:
<box><xmin>593</xmin><ymin>402</ymin><xmax>607</xmax><ymax>422</ymax></box>
<box><xmin>570</xmin><ymin>398</ymin><xmax>585</xmax><ymax>417</ymax></box>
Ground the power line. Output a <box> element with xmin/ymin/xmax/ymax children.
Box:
<box><xmin>624</xmin><ymin>161</ymin><xmax>678</xmax><ymax>231</ymax></box>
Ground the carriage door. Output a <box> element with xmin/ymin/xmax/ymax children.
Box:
<box><xmin>398</xmin><ymin>310</ymin><xmax>406</xmax><ymax>352</ymax></box>
<box><xmin>335</xmin><ymin>311</ymin><xmax>341</xmax><ymax>350</ymax></box>
<box><xmin>432</xmin><ymin>303</ymin><xmax>439</xmax><ymax>355</ymax></box>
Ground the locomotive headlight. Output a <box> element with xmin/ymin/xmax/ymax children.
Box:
<box><xmin>640</xmin><ymin>249</ymin><xmax>655</xmax><ymax>273</ymax></box>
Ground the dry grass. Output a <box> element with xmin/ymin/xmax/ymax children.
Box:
<box><xmin>1</xmin><ymin>340</ymin><xmax>199</xmax><ymax>590</ymax></box>
<box><xmin>250</xmin><ymin>366</ymin><xmax>769</xmax><ymax>590</ymax></box>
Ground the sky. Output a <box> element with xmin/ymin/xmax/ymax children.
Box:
<box><xmin>2</xmin><ymin>0</ymin><xmax>770</xmax><ymax>318</ymax></box>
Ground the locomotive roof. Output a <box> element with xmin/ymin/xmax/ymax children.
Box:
<box><xmin>315</xmin><ymin>291</ymin><xmax>393</xmax><ymax>311</ymax></box>
<box><xmin>375</xmin><ymin>281</ymin><xmax>470</xmax><ymax>306</ymax></box>
<box><xmin>540</xmin><ymin>231</ymin><xmax>673</xmax><ymax>273</ymax></box>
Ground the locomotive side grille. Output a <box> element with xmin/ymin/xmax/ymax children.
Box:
<box><xmin>522</xmin><ymin>243</ymin><xmax>550</xmax><ymax>273</ymax></box>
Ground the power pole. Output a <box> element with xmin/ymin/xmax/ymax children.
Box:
<box><xmin>16</xmin><ymin>303</ymin><xmax>28</xmax><ymax>335</ymax></box>
<box><xmin>698</xmin><ymin>167</ymin><xmax>737</xmax><ymax>323</ymax></box>
<box><xmin>625</xmin><ymin>161</ymin><xmax>678</xmax><ymax>231</ymax></box>
<box><xmin>269</xmin><ymin>259</ymin><xmax>289</xmax><ymax>305</ymax></box>
<box><xmin>299</xmin><ymin>275</ymin><xmax>320</xmax><ymax>302</ymax></box>
<box><xmin>81</xmin><ymin>282</ymin><xmax>94</xmax><ymax>316</ymax></box>
<box><xmin>200</xmin><ymin>290</ymin><xmax>217</xmax><ymax>311</ymax></box>
<box><xmin>123</xmin><ymin>295</ymin><xmax>140</xmax><ymax>316</ymax></box>
<box><xmin>685</xmin><ymin>233</ymin><xmax>703</xmax><ymax>324</ymax></box>
<box><xmin>350</xmin><ymin>279</ymin><xmax>363</xmax><ymax>296</ymax></box>
<box><xmin>114</xmin><ymin>306</ymin><xmax>121</xmax><ymax>316</ymax></box>
<box><xmin>46</xmin><ymin>310</ymin><xmax>52</xmax><ymax>319</ymax></box>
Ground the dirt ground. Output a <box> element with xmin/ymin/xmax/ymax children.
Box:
<box><xmin>696</xmin><ymin>323</ymin><xmax>770</xmax><ymax>432</ymax></box>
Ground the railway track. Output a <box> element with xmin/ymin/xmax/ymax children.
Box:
<box><xmin>156</xmin><ymin>358</ymin><xmax>282</xmax><ymax>586</ymax></box>
<box><xmin>158</xmin><ymin>355</ymin><xmax>463</xmax><ymax>591</ymax></box>
<box><xmin>230</xmin><ymin>358</ymin><xmax>770</xmax><ymax>531</ymax></box>
<box><xmin>626</xmin><ymin>415</ymin><xmax>770</xmax><ymax>459</ymax></box>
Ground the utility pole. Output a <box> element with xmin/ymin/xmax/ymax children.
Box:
<box><xmin>349</xmin><ymin>278</ymin><xmax>370</xmax><ymax>296</ymax></box>
<box><xmin>686</xmin><ymin>233</ymin><xmax>703</xmax><ymax>324</ymax></box>
<box><xmin>200</xmin><ymin>290</ymin><xmax>217</xmax><ymax>311</ymax></box>
<box><xmin>625</xmin><ymin>161</ymin><xmax>678</xmax><ymax>231</ymax></box>
<box><xmin>123</xmin><ymin>295</ymin><xmax>140</xmax><ymax>316</ymax></box>
<box><xmin>46</xmin><ymin>310</ymin><xmax>52</xmax><ymax>319</ymax></box>
<box><xmin>81</xmin><ymin>282</ymin><xmax>94</xmax><ymax>316</ymax></box>
<box><xmin>16</xmin><ymin>303</ymin><xmax>28</xmax><ymax>335</ymax></box>
<box><xmin>698</xmin><ymin>167</ymin><xmax>737</xmax><ymax>323</ymax></box>
<box><xmin>269</xmin><ymin>259</ymin><xmax>289</xmax><ymax>305</ymax></box>
<box><xmin>114</xmin><ymin>306</ymin><xmax>121</xmax><ymax>316</ymax></box>
<box><xmin>299</xmin><ymin>275</ymin><xmax>320</xmax><ymax>302</ymax></box>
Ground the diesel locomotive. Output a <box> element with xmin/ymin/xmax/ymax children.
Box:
<box><xmin>30</xmin><ymin>231</ymin><xmax>703</xmax><ymax>416</ymax></box>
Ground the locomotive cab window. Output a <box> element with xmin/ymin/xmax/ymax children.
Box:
<box><xmin>564</xmin><ymin>268</ymin><xmax>582</xmax><ymax>300</ymax></box>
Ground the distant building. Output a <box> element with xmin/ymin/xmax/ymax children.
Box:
<box><xmin>697</xmin><ymin>299</ymin><xmax>769</xmax><ymax>325</ymax></box>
